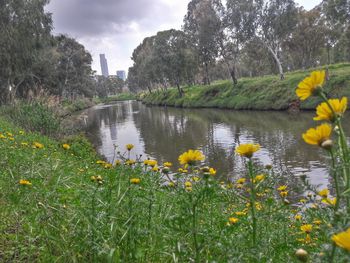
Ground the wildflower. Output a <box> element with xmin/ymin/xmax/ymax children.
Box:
<box><xmin>295</xmin><ymin>214</ymin><xmax>302</xmax><ymax>221</ymax></box>
<box><xmin>299</xmin><ymin>199</ymin><xmax>307</xmax><ymax>204</ymax></box>
<box><xmin>6</xmin><ymin>132</ymin><xmax>13</xmax><ymax>137</ymax></box>
<box><xmin>255</xmin><ymin>202</ymin><xmax>262</xmax><ymax>210</ymax></box>
<box><xmin>96</xmin><ymin>175</ymin><xmax>103</xmax><ymax>182</ymax></box>
<box><xmin>19</xmin><ymin>130</ymin><xmax>25</xmax><ymax>135</ymax></box>
<box><xmin>178</xmin><ymin>168</ymin><xmax>184</xmax><ymax>173</ymax></box>
<box><xmin>313</xmin><ymin>220</ymin><xmax>322</xmax><ymax>225</ymax></box>
<box><xmin>152</xmin><ymin>166</ymin><xmax>159</xmax><ymax>172</ymax></box>
<box><xmin>168</xmin><ymin>182</ymin><xmax>175</xmax><ymax>187</ymax></box>
<box><xmin>318</xmin><ymin>188</ymin><xmax>329</xmax><ymax>198</ymax></box>
<box><xmin>234</xmin><ymin>211</ymin><xmax>247</xmax><ymax>216</ymax></box>
<box><xmin>130</xmin><ymin>178</ymin><xmax>141</xmax><ymax>184</ymax></box>
<box><xmin>228</xmin><ymin>217</ymin><xmax>239</xmax><ymax>224</ymax></box>
<box><xmin>209</xmin><ymin>167</ymin><xmax>216</xmax><ymax>176</ymax></box>
<box><xmin>178</xmin><ymin>149</ymin><xmax>205</xmax><ymax>166</ymax></box>
<box><xmin>295</xmin><ymin>248</ymin><xmax>308</xmax><ymax>262</ymax></box>
<box><xmin>125</xmin><ymin>159</ymin><xmax>136</xmax><ymax>166</ymax></box>
<box><xmin>235</xmin><ymin>143</ymin><xmax>260</xmax><ymax>158</ymax></box>
<box><xmin>296</xmin><ymin>70</ymin><xmax>325</xmax><ymax>100</ymax></box>
<box><xmin>90</xmin><ymin>176</ymin><xmax>97</xmax><ymax>181</ymax></box>
<box><xmin>33</xmin><ymin>142</ymin><xmax>44</xmax><ymax>149</ymax></box>
<box><xmin>192</xmin><ymin>176</ymin><xmax>200</xmax><ymax>182</ymax></box>
<box><xmin>302</xmin><ymin>123</ymin><xmax>332</xmax><ymax>148</ymax></box>
<box><xmin>280</xmin><ymin>191</ymin><xmax>288</xmax><ymax>198</ymax></box>
<box><xmin>185</xmin><ymin>181</ymin><xmax>192</xmax><ymax>188</ymax></box>
<box><xmin>0</xmin><ymin>134</ymin><xmax>6</xmax><ymax>139</ymax></box>
<box><xmin>147</xmin><ymin>160</ymin><xmax>157</xmax><ymax>167</ymax></box>
<box><xmin>126</xmin><ymin>144</ymin><xmax>134</xmax><ymax>151</ymax></box>
<box><xmin>314</xmin><ymin>97</ymin><xmax>347</xmax><ymax>122</ymax></box>
<box><xmin>163</xmin><ymin>162</ymin><xmax>172</xmax><ymax>167</ymax></box>
<box><xmin>322</xmin><ymin>197</ymin><xmax>336</xmax><ymax>206</ymax></box>
<box><xmin>254</xmin><ymin>174</ymin><xmax>265</xmax><ymax>183</ymax></box>
<box><xmin>104</xmin><ymin>163</ymin><xmax>113</xmax><ymax>169</ymax></box>
<box><xmin>332</xmin><ymin>228</ymin><xmax>350</xmax><ymax>251</ymax></box>
<box><xmin>96</xmin><ymin>160</ymin><xmax>105</xmax><ymax>164</ymax></box>
<box><xmin>19</xmin><ymin>179</ymin><xmax>32</xmax><ymax>186</ymax></box>
<box><xmin>62</xmin><ymin>144</ymin><xmax>70</xmax><ymax>150</ymax></box>
<box><xmin>21</xmin><ymin>142</ymin><xmax>28</xmax><ymax>146</ymax></box>
<box><xmin>277</xmin><ymin>185</ymin><xmax>287</xmax><ymax>191</ymax></box>
<box><xmin>162</xmin><ymin>167</ymin><xmax>170</xmax><ymax>174</ymax></box>
<box><xmin>300</xmin><ymin>224</ymin><xmax>313</xmax><ymax>234</ymax></box>
<box><xmin>201</xmin><ymin>166</ymin><xmax>210</xmax><ymax>172</ymax></box>
<box><xmin>236</xmin><ymin>178</ymin><xmax>246</xmax><ymax>184</ymax></box>
<box><xmin>115</xmin><ymin>160</ymin><xmax>121</xmax><ymax>166</ymax></box>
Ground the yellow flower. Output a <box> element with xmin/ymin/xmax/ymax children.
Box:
<box><xmin>21</xmin><ymin>142</ymin><xmax>29</xmax><ymax>146</ymax></box>
<box><xmin>313</xmin><ymin>220</ymin><xmax>322</xmax><ymax>225</ymax></box>
<box><xmin>228</xmin><ymin>217</ymin><xmax>239</xmax><ymax>224</ymax></box>
<box><xmin>322</xmin><ymin>197</ymin><xmax>336</xmax><ymax>206</ymax></box>
<box><xmin>0</xmin><ymin>134</ymin><xmax>6</xmax><ymax>139</ymax></box>
<box><xmin>178</xmin><ymin>149</ymin><xmax>205</xmax><ymax>166</ymax></box>
<box><xmin>104</xmin><ymin>163</ymin><xmax>113</xmax><ymax>169</ymax></box>
<box><xmin>254</xmin><ymin>174</ymin><xmax>265</xmax><ymax>183</ymax></box>
<box><xmin>277</xmin><ymin>185</ymin><xmax>287</xmax><ymax>191</ymax></box>
<box><xmin>126</xmin><ymin>144</ymin><xmax>134</xmax><ymax>151</ymax></box>
<box><xmin>295</xmin><ymin>214</ymin><xmax>302</xmax><ymax>221</ymax></box>
<box><xmin>33</xmin><ymin>142</ymin><xmax>44</xmax><ymax>149</ymax></box>
<box><xmin>296</xmin><ymin>70</ymin><xmax>325</xmax><ymax>100</ymax></box>
<box><xmin>300</xmin><ymin>224</ymin><xmax>313</xmax><ymax>234</ymax></box>
<box><xmin>130</xmin><ymin>178</ymin><xmax>141</xmax><ymax>184</ymax></box>
<box><xmin>19</xmin><ymin>179</ymin><xmax>32</xmax><ymax>186</ymax></box>
<box><xmin>19</xmin><ymin>130</ymin><xmax>25</xmax><ymax>135</ymax></box>
<box><xmin>178</xmin><ymin>168</ymin><xmax>184</xmax><ymax>173</ymax></box>
<box><xmin>115</xmin><ymin>160</ymin><xmax>121</xmax><ymax>166</ymax></box>
<box><xmin>152</xmin><ymin>165</ymin><xmax>159</xmax><ymax>172</ymax></box>
<box><xmin>318</xmin><ymin>188</ymin><xmax>329</xmax><ymax>198</ymax></box>
<box><xmin>332</xmin><ymin>228</ymin><xmax>350</xmax><ymax>251</ymax></box>
<box><xmin>209</xmin><ymin>168</ymin><xmax>216</xmax><ymax>176</ymax></box>
<box><xmin>147</xmin><ymin>160</ymin><xmax>157</xmax><ymax>167</ymax></box>
<box><xmin>302</xmin><ymin>123</ymin><xmax>332</xmax><ymax>146</ymax></box>
<box><xmin>192</xmin><ymin>176</ymin><xmax>201</xmax><ymax>182</ymax></box>
<box><xmin>236</xmin><ymin>178</ymin><xmax>246</xmax><ymax>184</ymax></box>
<box><xmin>125</xmin><ymin>159</ymin><xmax>136</xmax><ymax>166</ymax></box>
<box><xmin>280</xmin><ymin>191</ymin><xmax>288</xmax><ymax>198</ymax></box>
<box><xmin>314</xmin><ymin>97</ymin><xmax>347</xmax><ymax>122</ymax></box>
<box><xmin>185</xmin><ymin>181</ymin><xmax>192</xmax><ymax>188</ymax></box>
<box><xmin>96</xmin><ymin>160</ymin><xmax>106</xmax><ymax>164</ymax></box>
<box><xmin>62</xmin><ymin>144</ymin><xmax>70</xmax><ymax>150</ymax></box>
<box><xmin>6</xmin><ymin>132</ymin><xmax>13</xmax><ymax>137</ymax></box>
<box><xmin>163</xmin><ymin>162</ymin><xmax>172</xmax><ymax>167</ymax></box>
<box><xmin>168</xmin><ymin>182</ymin><xmax>175</xmax><ymax>187</ymax></box>
<box><xmin>235</xmin><ymin>143</ymin><xmax>260</xmax><ymax>158</ymax></box>
<box><xmin>234</xmin><ymin>211</ymin><xmax>247</xmax><ymax>216</ymax></box>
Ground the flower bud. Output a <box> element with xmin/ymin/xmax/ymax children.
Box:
<box><xmin>295</xmin><ymin>248</ymin><xmax>308</xmax><ymax>262</ymax></box>
<box><xmin>201</xmin><ymin>166</ymin><xmax>210</xmax><ymax>173</ymax></box>
<box><xmin>321</xmin><ymin>139</ymin><xmax>333</xmax><ymax>150</ymax></box>
<box><xmin>162</xmin><ymin>167</ymin><xmax>170</xmax><ymax>174</ymax></box>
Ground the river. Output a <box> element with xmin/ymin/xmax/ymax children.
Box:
<box><xmin>83</xmin><ymin>100</ymin><xmax>350</xmax><ymax>190</ymax></box>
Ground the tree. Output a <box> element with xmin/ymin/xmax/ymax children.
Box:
<box><xmin>257</xmin><ymin>0</ymin><xmax>298</xmax><ymax>79</ymax></box>
<box><xmin>183</xmin><ymin>0</ymin><xmax>221</xmax><ymax>85</ymax></box>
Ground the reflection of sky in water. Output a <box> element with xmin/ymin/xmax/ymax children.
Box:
<box><xmin>86</xmin><ymin>101</ymin><xmax>348</xmax><ymax>190</ymax></box>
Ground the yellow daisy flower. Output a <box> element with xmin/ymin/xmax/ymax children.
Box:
<box><xmin>235</xmin><ymin>143</ymin><xmax>260</xmax><ymax>158</ymax></box>
<box><xmin>332</xmin><ymin>228</ymin><xmax>350</xmax><ymax>251</ymax></box>
<box><xmin>302</xmin><ymin>123</ymin><xmax>332</xmax><ymax>146</ymax></box>
<box><xmin>178</xmin><ymin>149</ymin><xmax>205</xmax><ymax>166</ymax></box>
<box><xmin>130</xmin><ymin>178</ymin><xmax>141</xmax><ymax>184</ymax></box>
<box><xmin>126</xmin><ymin>144</ymin><xmax>134</xmax><ymax>151</ymax></box>
<box><xmin>314</xmin><ymin>97</ymin><xmax>347</xmax><ymax>122</ymax></box>
<box><xmin>296</xmin><ymin>70</ymin><xmax>326</xmax><ymax>100</ymax></box>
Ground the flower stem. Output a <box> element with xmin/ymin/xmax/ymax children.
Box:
<box><xmin>248</xmin><ymin>160</ymin><xmax>257</xmax><ymax>247</ymax></box>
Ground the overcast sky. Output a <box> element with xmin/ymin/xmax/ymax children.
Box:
<box><xmin>46</xmin><ymin>0</ymin><xmax>322</xmax><ymax>76</ymax></box>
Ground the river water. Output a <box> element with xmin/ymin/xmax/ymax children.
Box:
<box><xmin>83</xmin><ymin>100</ymin><xmax>350</xmax><ymax>190</ymax></box>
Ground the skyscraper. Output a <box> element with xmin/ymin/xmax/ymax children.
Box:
<box><xmin>99</xmin><ymin>54</ymin><xmax>109</xmax><ymax>77</ymax></box>
<box><xmin>116</xmin><ymin>70</ymin><xmax>126</xmax><ymax>81</ymax></box>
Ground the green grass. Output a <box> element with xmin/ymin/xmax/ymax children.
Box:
<box><xmin>141</xmin><ymin>63</ymin><xmax>350</xmax><ymax>110</ymax></box>
<box><xmin>1</xmin><ymin>116</ymin><xmax>350</xmax><ymax>262</ymax></box>
<box><xmin>96</xmin><ymin>93</ymin><xmax>137</xmax><ymax>104</ymax></box>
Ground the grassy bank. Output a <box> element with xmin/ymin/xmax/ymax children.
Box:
<box><xmin>1</xmin><ymin>115</ymin><xmax>350</xmax><ymax>262</ymax></box>
<box><xmin>95</xmin><ymin>93</ymin><xmax>137</xmax><ymax>104</ymax></box>
<box><xmin>141</xmin><ymin>63</ymin><xmax>350</xmax><ymax>110</ymax></box>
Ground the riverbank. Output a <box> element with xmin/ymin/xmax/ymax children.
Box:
<box><xmin>141</xmin><ymin>63</ymin><xmax>350</xmax><ymax>110</ymax></box>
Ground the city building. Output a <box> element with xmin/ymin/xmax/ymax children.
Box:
<box><xmin>99</xmin><ymin>54</ymin><xmax>109</xmax><ymax>77</ymax></box>
<box><xmin>116</xmin><ymin>70</ymin><xmax>126</xmax><ymax>81</ymax></box>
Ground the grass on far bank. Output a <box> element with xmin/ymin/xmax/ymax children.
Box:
<box><xmin>1</xmin><ymin>115</ymin><xmax>349</xmax><ymax>262</ymax></box>
<box><xmin>95</xmin><ymin>92</ymin><xmax>137</xmax><ymax>104</ymax></box>
<box><xmin>141</xmin><ymin>63</ymin><xmax>350</xmax><ymax>110</ymax></box>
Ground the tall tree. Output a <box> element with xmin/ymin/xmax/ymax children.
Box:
<box><xmin>183</xmin><ymin>0</ymin><xmax>221</xmax><ymax>85</ymax></box>
<box><xmin>257</xmin><ymin>0</ymin><xmax>298</xmax><ymax>79</ymax></box>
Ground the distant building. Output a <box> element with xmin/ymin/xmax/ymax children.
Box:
<box><xmin>116</xmin><ymin>70</ymin><xmax>126</xmax><ymax>81</ymax></box>
<box><xmin>99</xmin><ymin>54</ymin><xmax>109</xmax><ymax>77</ymax></box>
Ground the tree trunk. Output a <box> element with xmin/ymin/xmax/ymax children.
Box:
<box><xmin>147</xmin><ymin>86</ymin><xmax>152</xmax><ymax>94</ymax></box>
<box><xmin>230</xmin><ymin>67</ymin><xmax>238</xmax><ymax>85</ymax></box>
<box><xmin>265</xmin><ymin>44</ymin><xmax>284</xmax><ymax>80</ymax></box>
<box><xmin>204</xmin><ymin>62</ymin><xmax>210</xmax><ymax>85</ymax></box>
<box><xmin>176</xmin><ymin>82</ymin><xmax>183</xmax><ymax>97</ymax></box>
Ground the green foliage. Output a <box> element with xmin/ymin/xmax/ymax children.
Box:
<box><xmin>141</xmin><ymin>63</ymin><xmax>350</xmax><ymax>110</ymax></box>
<box><xmin>0</xmin><ymin>102</ymin><xmax>61</xmax><ymax>136</ymax></box>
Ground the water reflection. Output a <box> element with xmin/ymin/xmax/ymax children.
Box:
<box><xmin>84</xmin><ymin>101</ymin><xmax>350</xmax><ymax>189</ymax></box>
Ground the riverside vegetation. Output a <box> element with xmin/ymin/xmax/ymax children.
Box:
<box><xmin>0</xmin><ymin>70</ymin><xmax>350</xmax><ymax>262</ymax></box>
<box><xmin>141</xmin><ymin>63</ymin><xmax>350</xmax><ymax>110</ymax></box>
